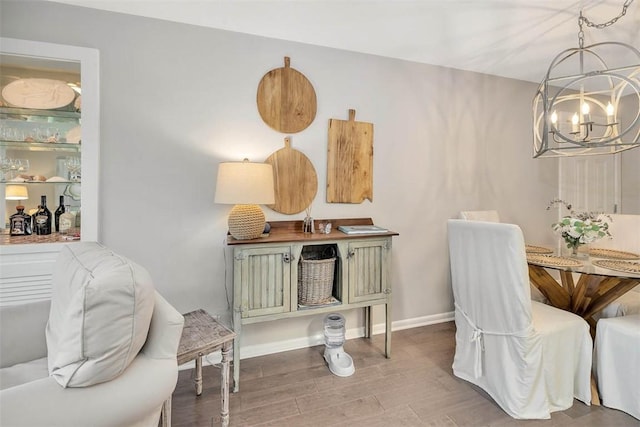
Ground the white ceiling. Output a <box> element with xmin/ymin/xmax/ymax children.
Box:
<box><xmin>49</xmin><ymin>0</ymin><xmax>640</xmax><ymax>83</ymax></box>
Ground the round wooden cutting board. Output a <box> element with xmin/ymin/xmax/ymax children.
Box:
<box><xmin>257</xmin><ymin>57</ymin><xmax>317</xmax><ymax>133</ymax></box>
<box><xmin>265</xmin><ymin>137</ymin><xmax>318</xmax><ymax>215</ymax></box>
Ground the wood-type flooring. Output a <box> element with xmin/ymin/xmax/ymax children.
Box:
<box><xmin>168</xmin><ymin>321</ymin><xmax>638</xmax><ymax>426</ymax></box>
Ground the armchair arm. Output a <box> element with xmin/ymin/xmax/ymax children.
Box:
<box><xmin>0</xmin><ymin>300</ymin><xmax>51</xmax><ymax>368</ymax></box>
<box><xmin>141</xmin><ymin>291</ymin><xmax>184</xmax><ymax>359</ymax></box>
<box><xmin>0</xmin><ymin>354</ymin><xmax>177</xmax><ymax>427</ymax></box>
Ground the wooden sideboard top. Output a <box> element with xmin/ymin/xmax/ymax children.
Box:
<box><xmin>226</xmin><ymin>218</ymin><xmax>398</xmax><ymax>246</ymax></box>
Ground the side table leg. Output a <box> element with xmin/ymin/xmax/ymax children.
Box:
<box><xmin>161</xmin><ymin>397</ymin><xmax>171</xmax><ymax>427</ymax></box>
<box><xmin>195</xmin><ymin>355</ymin><xmax>203</xmax><ymax>396</ymax></box>
<box><xmin>221</xmin><ymin>341</ymin><xmax>232</xmax><ymax>427</ymax></box>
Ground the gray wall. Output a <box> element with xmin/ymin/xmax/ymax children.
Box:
<box><xmin>1</xmin><ymin>1</ymin><xmax>560</xmax><ymax>355</ymax></box>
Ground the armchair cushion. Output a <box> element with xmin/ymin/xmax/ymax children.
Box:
<box><xmin>0</xmin><ymin>357</ymin><xmax>48</xmax><ymax>390</ymax></box>
<box><xmin>0</xmin><ymin>299</ymin><xmax>50</xmax><ymax>369</ymax></box>
<box><xmin>46</xmin><ymin>243</ymin><xmax>155</xmax><ymax>388</ymax></box>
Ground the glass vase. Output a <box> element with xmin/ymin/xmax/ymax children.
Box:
<box><xmin>569</xmin><ymin>243</ymin><xmax>589</xmax><ymax>258</ymax></box>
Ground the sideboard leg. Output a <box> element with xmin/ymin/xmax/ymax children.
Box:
<box><xmin>364</xmin><ymin>306</ymin><xmax>372</xmax><ymax>338</ymax></box>
<box><xmin>385</xmin><ymin>302</ymin><xmax>392</xmax><ymax>358</ymax></box>
<box><xmin>232</xmin><ymin>320</ymin><xmax>241</xmax><ymax>392</ymax></box>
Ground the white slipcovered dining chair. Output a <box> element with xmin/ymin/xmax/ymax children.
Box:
<box><xmin>459</xmin><ymin>210</ymin><xmax>500</xmax><ymax>222</ymax></box>
<box><xmin>594</xmin><ymin>314</ymin><xmax>640</xmax><ymax>420</ymax></box>
<box><xmin>458</xmin><ymin>211</ymin><xmax>547</xmax><ymax>304</ymax></box>
<box><xmin>447</xmin><ymin>220</ymin><xmax>592</xmax><ymax>419</ymax></box>
<box><xmin>591</xmin><ymin>214</ymin><xmax>640</xmax><ymax>318</ymax></box>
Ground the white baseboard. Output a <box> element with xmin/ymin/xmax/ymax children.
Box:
<box><xmin>178</xmin><ymin>311</ymin><xmax>454</xmax><ymax>371</ymax></box>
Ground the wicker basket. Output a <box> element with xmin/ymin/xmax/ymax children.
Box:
<box><xmin>298</xmin><ymin>247</ymin><xmax>336</xmax><ymax>305</ymax></box>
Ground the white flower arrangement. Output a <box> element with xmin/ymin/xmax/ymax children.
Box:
<box><xmin>546</xmin><ymin>199</ymin><xmax>611</xmax><ymax>252</ymax></box>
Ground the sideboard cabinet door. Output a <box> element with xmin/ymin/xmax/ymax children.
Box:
<box><xmin>234</xmin><ymin>246</ymin><xmax>292</xmax><ymax>318</ymax></box>
<box><xmin>347</xmin><ymin>238</ymin><xmax>391</xmax><ymax>304</ymax></box>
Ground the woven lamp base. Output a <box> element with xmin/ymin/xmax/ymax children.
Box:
<box><xmin>228</xmin><ymin>204</ymin><xmax>265</xmax><ymax>240</ymax></box>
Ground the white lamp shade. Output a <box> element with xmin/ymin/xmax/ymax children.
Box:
<box><xmin>5</xmin><ymin>185</ymin><xmax>29</xmax><ymax>200</ymax></box>
<box><xmin>214</xmin><ymin>161</ymin><xmax>275</xmax><ymax>205</ymax></box>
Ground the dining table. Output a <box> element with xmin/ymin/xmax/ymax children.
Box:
<box><xmin>526</xmin><ymin>246</ymin><xmax>640</xmax><ymax>406</ymax></box>
<box><xmin>526</xmin><ymin>246</ymin><xmax>640</xmax><ymax>337</ymax></box>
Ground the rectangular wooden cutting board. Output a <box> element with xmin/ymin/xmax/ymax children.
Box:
<box><xmin>327</xmin><ymin>109</ymin><xmax>374</xmax><ymax>203</ymax></box>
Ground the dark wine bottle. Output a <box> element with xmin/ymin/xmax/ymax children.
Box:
<box><xmin>54</xmin><ymin>195</ymin><xmax>66</xmax><ymax>232</ymax></box>
<box><xmin>31</xmin><ymin>205</ymin><xmax>40</xmax><ymax>233</ymax></box>
<box><xmin>34</xmin><ymin>195</ymin><xmax>52</xmax><ymax>235</ymax></box>
<box><xmin>9</xmin><ymin>205</ymin><xmax>32</xmax><ymax>236</ymax></box>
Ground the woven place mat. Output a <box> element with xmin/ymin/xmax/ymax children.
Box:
<box><xmin>592</xmin><ymin>259</ymin><xmax>640</xmax><ymax>274</ymax></box>
<box><xmin>526</xmin><ymin>254</ymin><xmax>584</xmax><ymax>268</ymax></box>
<box><xmin>588</xmin><ymin>248</ymin><xmax>640</xmax><ymax>260</ymax></box>
<box><xmin>525</xmin><ymin>244</ymin><xmax>553</xmax><ymax>254</ymax></box>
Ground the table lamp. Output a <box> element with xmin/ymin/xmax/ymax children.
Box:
<box><xmin>215</xmin><ymin>159</ymin><xmax>275</xmax><ymax>240</ymax></box>
<box><xmin>5</xmin><ymin>184</ymin><xmax>29</xmax><ymax>201</ymax></box>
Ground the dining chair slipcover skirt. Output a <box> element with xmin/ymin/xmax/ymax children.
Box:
<box><xmin>591</xmin><ymin>214</ymin><xmax>640</xmax><ymax>319</ymax></box>
<box><xmin>594</xmin><ymin>314</ymin><xmax>640</xmax><ymax>420</ymax></box>
<box><xmin>447</xmin><ymin>220</ymin><xmax>592</xmax><ymax>419</ymax></box>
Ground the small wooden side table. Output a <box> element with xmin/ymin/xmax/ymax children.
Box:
<box><xmin>162</xmin><ymin>309</ymin><xmax>236</xmax><ymax>427</ymax></box>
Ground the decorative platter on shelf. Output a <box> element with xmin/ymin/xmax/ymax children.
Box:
<box><xmin>63</xmin><ymin>183</ymin><xmax>81</xmax><ymax>200</ymax></box>
<box><xmin>526</xmin><ymin>254</ymin><xmax>584</xmax><ymax>268</ymax></box>
<box><xmin>65</xmin><ymin>126</ymin><xmax>81</xmax><ymax>144</ymax></box>
<box><xmin>588</xmin><ymin>248</ymin><xmax>640</xmax><ymax>260</ymax></box>
<box><xmin>1</xmin><ymin>78</ymin><xmax>76</xmax><ymax>110</ymax></box>
<box><xmin>592</xmin><ymin>259</ymin><xmax>640</xmax><ymax>274</ymax></box>
<box><xmin>525</xmin><ymin>244</ymin><xmax>553</xmax><ymax>254</ymax></box>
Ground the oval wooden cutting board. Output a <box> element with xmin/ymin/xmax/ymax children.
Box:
<box><xmin>265</xmin><ymin>137</ymin><xmax>318</xmax><ymax>215</ymax></box>
<box><xmin>257</xmin><ymin>57</ymin><xmax>317</xmax><ymax>134</ymax></box>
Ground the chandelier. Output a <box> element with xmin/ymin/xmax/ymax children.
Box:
<box><xmin>533</xmin><ymin>0</ymin><xmax>640</xmax><ymax>158</ymax></box>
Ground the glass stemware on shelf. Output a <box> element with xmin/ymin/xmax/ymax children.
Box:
<box><xmin>64</xmin><ymin>156</ymin><xmax>81</xmax><ymax>182</ymax></box>
<box><xmin>0</xmin><ymin>157</ymin><xmax>30</xmax><ymax>182</ymax></box>
<box><xmin>0</xmin><ymin>156</ymin><xmax>11</xmax><ymax>182</ymax></box>
<box><xmin>1</xmin><ymin>125</ymin><xmax>60</xmax><ymax>143</ymax></box>
<box><xmin>34</xmin><ymin>127</ymin><xmax>59</xmax><ymax>143</ymax></box>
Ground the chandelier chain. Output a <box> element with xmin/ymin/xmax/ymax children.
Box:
<box><xmin>578</xmin><ymin>0</ymin><xmax>634</xmax><ymax>47</ymax></box>
<box><xmin>581</xmin><ymin>0</ymin><xmax>633</xmax><ymax>29</ymax></box>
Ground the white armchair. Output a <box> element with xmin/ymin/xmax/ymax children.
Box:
<box><xmin>0</xmin><ymin>243</ymin><xmax>184</xmax><ymax>427</ymax></box>
<box><xmin>447</xmin><ymin>220</ymin><xmax>592</xmax><ymax>419</ymax></box>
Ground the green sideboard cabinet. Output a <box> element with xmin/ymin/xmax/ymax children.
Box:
<box><xmin>227</xmin><ymin>218</ymin><xmax>398</xmax><ymax>391</ymax></box>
